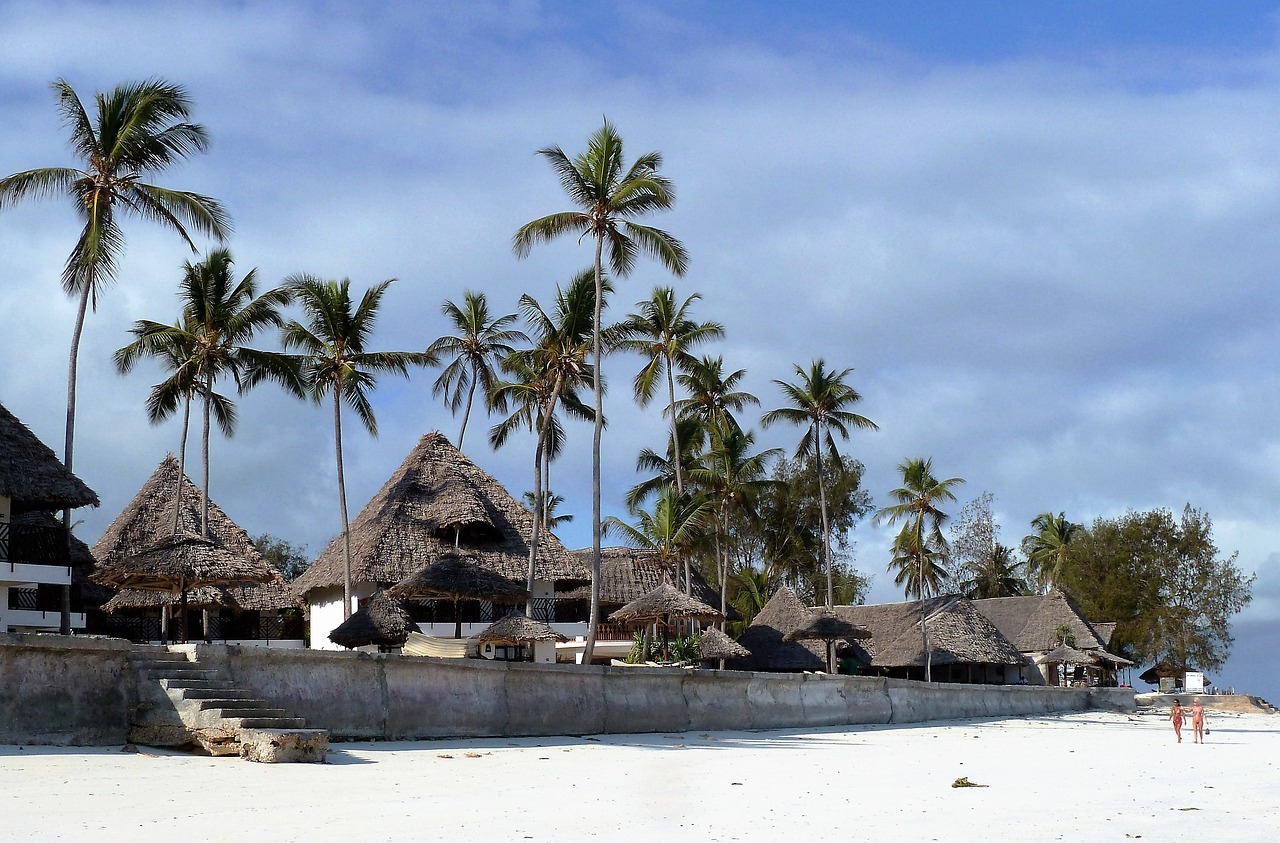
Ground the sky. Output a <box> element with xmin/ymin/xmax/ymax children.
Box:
<box><xmin>1</xmin><ymin>1</ymin><xmax>1278</xmax><ymax>699</ymax></box>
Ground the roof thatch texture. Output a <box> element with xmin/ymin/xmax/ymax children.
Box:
<box><xmin>1091</xmin><ymin>622</ymin><xmax>1118</xmax><ymax>647</ymax></box>
<box><xmin>730</xmin><ymin>587</ymin><xmax>827</xmax><ymax>672</ymax></box>
<box><xmin>478</xmin><ymin>612</ymin><xmax>567</xmax><ymax>644</ymax></box>
<box><xmin>835</xmin><ymin>596</ymin><xmax>1026</xmax><ymax>668</ymax></box>
<box><xmin>607</xmin><ymin>578</ymin><xmax>723</xmax><ymax>627</ymax></box>
<box><xmin>328</xmin><ymin>591</ymin><xmax>417</xmax><ymax>649</ymax></box>
<box><xmin>699</xmin><ymin>626</ymin><xmax>750</xmax><ymax>660</ymax></box>
<box><xmin>103</xmin><ymin>585</ymin><xmax>232</xmax><ymax>613</ymax></box>
<box><xmin>1139</xmin><ymin>662</ymin><xmax>1204</xmax><ymax>684</ymax></box>
<box><xmin>784</xmin><ymin>610</ymin><xmax>871</xmax><ymax>644</ymax></box>
<box><xmin>1036</xmin><ymin>644</ymin><xmax>1099</xmax><ymax>666</ymax></box>
<box><xmin>1090</xmin><ymin>648</ymin><xmax>1135</xmax><ymax>667</ymax></box>
<box><xmin>0</xmin><ymin>401</ymin><xmax>99</xmax><ymax>510</ymax></box>
<box><xmin>292</xmin><ymin>432</ymin><xmax>587</xmax><ymax>596</ymax></box>
<box><xmin>389</xmin><ymin>552</ymin><xmax>530</xmax><ymax>603</ymax></box>
<box><xmin>970</xmin><ymin>591</ymin><xmax>1106</xmax><ymax>653</ymax></box>
<box><xmin>92</xmin><ymin>531</ymin><xmax>278</xmax><ymax>591</ymax></box>
<box><xmin>562</xmin><ymin>546</ymin><xmax>738</xmax><ymax>619</ymax></box>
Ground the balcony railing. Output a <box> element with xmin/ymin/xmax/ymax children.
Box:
<box><xmin>0</xmin><ymin>523</ymin><xmax>71</xmax><ymax>566</ymax></box>
<box><xmin>7</xmin><ymin>587</ymin><xmax>39</xmax><ymax>610</ymax></box>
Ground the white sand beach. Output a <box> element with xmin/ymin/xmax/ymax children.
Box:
<box><xmin>3</xmin><ymin>710</ymin><xmax>1278</xmax><ymax>842</ymax></box>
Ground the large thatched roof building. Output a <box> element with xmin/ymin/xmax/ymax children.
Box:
<box><xmin>971</xmin><ymin>591</ymin><xmax>1125</xmax><ymax>685</ymax></box>
<box><xmin>560</xmin><ymin>546</ymin><xmax>738</xmax><ymax>622</ymax></box>
<box><xmin>0</xmin><ymin>402</ymin><xmax>99</xmax><ymax>512</ymax></box>
<box><xmin>292</xmin><ymin>432</ymin><xmax>588</xmax><ymax>648</ymax></box>
<box><xmin>731</xmin><ymin>587</ymin><xmax>829</xmax><ymax>672</ymax></box>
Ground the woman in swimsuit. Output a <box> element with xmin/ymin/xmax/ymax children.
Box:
<box><xmin>1190</xmin><ymin>701</ymin><xmax>1206</xmax><ymax>743</ymax></box>
<box><xmin>1169</xmin><ymin>699</ymin><xmax>1184</xmax><ymax>743</ymax></box>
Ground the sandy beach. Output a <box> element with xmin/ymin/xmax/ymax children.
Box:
<box><xmin>3</xmin><ymin>710</ymin><xmax>1277</xmax><ymax>842</ymax></box>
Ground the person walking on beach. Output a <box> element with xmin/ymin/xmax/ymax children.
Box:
<box><xmin>1190</xmin><ymin>700</ymin><xmax>1206</xmax><ymax>743</ymax></box>
<box><xmin>1169</xmin><ymin>699</ymin><xmax>1185</xmax><ymax>743</ymax></box>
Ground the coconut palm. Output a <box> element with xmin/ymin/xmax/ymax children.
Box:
<box><xmin>427</xmin><ymin>291</ymin><xmax>526</xmax><ymax>450</ymax></box>
<box><xmin>522</xmin><ymin>492</ymin><xmax>573</xmax><ymax>531</ymax></box>
<box><xmin>618</xmin><ymin>287</ymin><xmax>723</xmax><ymax>496</ymax></box>
<box><xmin>625</xmin><ymin>418</ymin><xmax>709</xmax><ymax>514</ymax></box>
<box><xmin>0</xmin><ymin>77</ymin><xmax>228</xmax><ymax>632</ymax></box>
<box><xmin>513</xmin><ymin>118</ymin><xmax>688</xmax><ymax>663</ymax></box>
<box><xmin>874</xmin><ymin>457</ymin><xmax>965</xmax><ymax>682</ymax></box>
<box><xmin>957</xmin><ymin>543</ymin><xmax>1028</xmax><ymax>600</ymax></box>
<box><xmin>281</xmin><ymin>276</ymin><xmax>430</xmax><ymax>619</ymax></box>
<box><xmin>1022</xmin><ymin>512</ymin><xmax>1080</xmax><ymax>592</ymax></box>
<box><xmin>761</xmin><ymin>360</ymin><xmax>877</xmax><ymax>608</ymax></box>
<box><xmin>676</xmin><ymin>355</ymin><xmax>759</xmax><ymax>435</ymax></box>
<box><xmin>118</xmin><ymin>250</ymin><xmax>294</xmax><ymax>538</ymax></box>
<box><xmin>604</xmin><ymin>485</ymin><xmax>712</xmax><ymax>578</ymax></box>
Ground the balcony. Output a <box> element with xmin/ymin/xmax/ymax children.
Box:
<box><xmin>0</xmin><ymin>522</ymin><xmax>73</xmax><ymax>586</ymax></box>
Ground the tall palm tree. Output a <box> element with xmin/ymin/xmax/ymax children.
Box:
<box><xmin>281</xmin><ymin>276</ymin><xmax>430</xmax><ymax>619</ymax></box>
<box><xmin>874</xmin><ymin>457</ymin><xmax>965</xmax><ymax>682</ymax></box>
<box><xmin>427</xmin><ymin>291</ymin><xmax>526</xmax><ymax>450</ymax></box>
<box><xmin>761</xmin><ymin>360</ymin><xmax>877</xmax><ymax>608</ymax></box>
<box><xmin>676</xmin><ymin>355</ymin><xmax>759</xmax><ymax>435</ymax></box>
<box><xmin>491</xmin><ymin>270</ymin><xmax>597</xmax><ymax>607</ymax></box>
<box><xmin>626</xmin><ymin>418</ymin><xmax>708</xmax><ymax>513</ymax></box>
<box><xmin>0</xmin><ymin>77</ymin><xmax>228</xmax><ymax>632</ymax></box>
<box><xmin>618</xmin><ymin>287</ymin><xmax>723</xmax><ymax>497</ymax></box>
<box><xmin>119</xmin><ymin>250</ymin><xmax>293</xmax><ymax>537</ymax></box>
<box><xmin>958</xmin><ymin>543</ymin><xmax>1028</xmax><ymax>599</ymax></box>
<box><xmin>1022</xmin><ymin>512</ymin><xmax>1080</xmax><ymax>593</ymax></box>
<box><xmin>513</xmin><ymin>118</ymin><xmax>688</xmax><ymax>663</ymax></box>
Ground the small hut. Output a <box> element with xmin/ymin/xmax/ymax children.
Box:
<box><xmin>328</xmin><ymin>591</ymin><xmax>417</xmax><ymax>650</ymax></box>
<box><xmin>389</xmin><ymin>552</ymin><xmax>529</xmax><ymax>638</ymax></box>
<box><xmin>478</xmin><ymin>612</ymin><xmax>567</xmax><ymax>662</ymax></box>
<box><xmin>730</xmin><ymin>587</ymin><xmax>828</xmax><ymax>672</ymax></box>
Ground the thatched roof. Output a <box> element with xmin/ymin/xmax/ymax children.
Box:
<box><xmin>562</xmin><ymin>546</ymin><xmax>739</xmax><ymax>620</ymax></box>
<box><xmin>389</xmin><ymin>552</ymin><xmax>529</xmax><ymax>603</ymax></box>
<box><xmin>478</xmin><ymin>612</ymin><xmax>567</xmax><ymax>644</ymax></box>
<box><xmin>730</xmin><ymin>587</ymin><xmax>827</xmax><ymax>672</ymax></box>
<box><xmin>1036</xmin><ymin>644</ymin><xmax>1099</xmax><ymax>666</ymax></box>
<box><xmin>1091</xmin><ymin>622</ymin><xmax>1118</xmax><ymax>647</ymax></box>
<box><xmin>784</xmin><ymin>610</ymin><xmax>871</xmax><ymax>644</ymax></box>
<box><xmin>607</xmin><ymin>578</ymin><xmax>722</xmax><ymax>626</ymax></box>
<box><xmin>835</xmin><ymin>596</ymin><xmax>1026</xmax><ymax>668</ymax></box>
<box><xmin>292</xmin><ymin>432</ymin><xmax>587</xmax><ymax>596</ymax></box>
<box><xmin>970</xmin><ymin>591</ymin><xmax>1106</xmax><ymax>653</ymax></box>
<box><xmin>1139</xmin><ymin>662</ymin><xmax>1205</xmax><ymax>684</ymax></box>
<box><xmin>103</xmin><ymin>585</ymin><xmax>233</xmax><ymax>613</ymax></box>
<box><xmin>700</xmin><ymin>626</ymin><xmax>750</xmax><ymax>660</ymax></box>
<box><xmin>90</xmin><ymin>455</ymin><xmax>281</xmax><ymax>593</ymax></box>
<box><xmin>1091</xmin><ymin>649</ymin><xmax>1135</xmax><ymax>667</ymax></box>
<box><xmin>328</xmin><ymin>591</ymin><xmax>417</xmax><ymax>649</ymax></box>
<box><xmin>0</xmin><ymin>401</ymin><xmax>98</xmax><ymax>510</ymax></box>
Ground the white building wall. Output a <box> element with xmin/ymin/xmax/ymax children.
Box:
<box><xmin>308</xmin><ymin>583</ymin><xmax>377</xmax><ymax>649</ymax></box>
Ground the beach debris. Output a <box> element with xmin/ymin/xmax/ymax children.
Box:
<box><xmin>951</xmin><ymin>777</ymin><xmax>988</xmax><ymax>788</ymax></box>
<box><xmin>437</xmin><ymin>754</ymin><xmax>453</xmax><ymax>759</ymax></box>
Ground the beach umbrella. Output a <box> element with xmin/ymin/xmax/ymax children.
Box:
<box><xmin>608</xmin><ymin>577</ymin><xmax>722</xmax><ymax>661</ymax></box>
<box><xmin>699</xmin><ymin>626</ymin><xmax>750</xmax><ymax>669</ymax></box>
<box><xmin>389</xmin><ymin>552</ymin><xmax>529</xmax><ymax>638</ymax></box>
<box><xmin>328</xmin><ymin>591</ymin><xmax>417</xmax><ymax>650</ymax></box>
<box><xmin>477</xmin><ymin>611</ymin><xmax>567</xmax><ymax>660</ymax></box>
<box><xmin>784</xmin><ymin>610</ymin><xmax>871</xmax><ymax>673</ymax></box>
<box><xmin>1036</xmin><ymin>645</ymin><xmax>1100</xmax><ymax>686</ymax></box>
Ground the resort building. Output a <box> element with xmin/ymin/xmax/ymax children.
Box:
<box><xmin>0</xmin><ymin>401</ymin><xmax>99</xmax><ymax>633</ymax></box>
<box><xmin>971</xmin><ymin>591</ymin><xmax>1130</xmax><ymax>685</ymax></box>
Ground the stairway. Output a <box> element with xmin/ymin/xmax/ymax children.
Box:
<box><xmin>128</xmin><ymin>647</ymin><xmax>328</xmax><ymax>762</ymax></box>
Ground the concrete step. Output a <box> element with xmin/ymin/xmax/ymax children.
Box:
<box><xmin>229</xmin><ymin>717</ymin><xmax>308</xmax><ymax>730</ymax></box>
<box><xmin>195</xmin><ymin>698</ymin><xmax>271</xmax><ymax>711</ymax></box>
<box><xmin>239</xmin><ymin>727</ymin><xmax>329</xmax><ymax>763</ymax></box>
<box><xmin>161</xmin><ymin>678</ymin><xmax>235</xmax><ymax>691</ymax></box>
<box><xmin>175</xmin><ymin>688</ymin><xmax>257</xmax><ymax>701</ymax></box>
<box><xmin>209</xmin><ymin>708</ymin><xmax>289</xmax><ymax>720</ymax></box>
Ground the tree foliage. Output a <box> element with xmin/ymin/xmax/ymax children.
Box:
<box><xmin>1062</xmin><ymin>505</ymin><xmax>1253</xmax><ymax>671</ymax></box>
<box><xmin>950</xmin><ymin>492</ymin><xmax>1028</xmax><ymax>599</ymax></box>
<box><xmin>253</xmin><ymin>533</ymin><xmax>310</xmax><ymax>582</ymax></box>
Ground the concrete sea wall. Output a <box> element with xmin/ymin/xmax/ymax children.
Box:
<box><xmin>1</xmin><ymin>634</ymin><xmax>1134</xmax><ymax>745</ymax></box>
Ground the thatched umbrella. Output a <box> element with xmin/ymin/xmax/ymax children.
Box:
<box><xmin>328</xmin><ymin>591</ymin><xmax>417</xmax><ymax>650</ymax></box>
<box><xmin>103</xmin><ymin>585</ymin><xmax>232</xmax><ymax>613</ymax></box>
<box><xmin>784</xmin><ymin>610</ymin><xmax>871</xmax><ymax>673</ymax></box>
<box><xmin>389</xmin><ymin>553</ymin><xmax>529</xmax><ymax>638</ymax></box>
<box><xmin>699</xmin><ymin>626</ymin><xmax>750</xmax><ymax>669</ymax></box>
<box><xmin>1037</xmin><ymin>644</ymin><xmax>1100</xmax><ymax>686</ymax></box>
<box><xmin>608</xmin><ymin>577</ymin><xmax>722</xmax><ymax>662</ymax></box>
<box><xmin>478</xmin><ymin>611</ymin><xmax>566</xmax><ymax>660</ymax></box>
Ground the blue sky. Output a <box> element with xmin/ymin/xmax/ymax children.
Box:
<box><xmin>1</xmin><ymin>1</ymin><xmax>1277</xmax><ymax>698</ymax></box>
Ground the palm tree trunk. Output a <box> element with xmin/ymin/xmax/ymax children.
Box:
<box><xmin>334</xmin><ymin>392</ymin><xmax>353</xmax><ymax>620</ymax></box>
<box><xmin>526</xmin><ymin>374</ymin><xmax>563</xmax><ymax>616</ymax></box>
<box><xmin>458</xmin><ymin>365</ymin><xmax>478</xmax><ymax>449</ymax></box>
<box><xmin>666</xmin><ymin>362</ymin><xmax>691</xmax><ymax>595</ymax></box>
<box><xmin>171</xmin><ymin>397</ymin><xmax>192</xmax><ymax>535</ymax></box>
<box><xmin>815</xmin><ymin>422</ymin><xmax>833</xmax><ymax>609</ymax></box>
<box><xmin>201</xmin><ymin>372</ymin><xmax>212</xmax><ymax>538</ymax></box>
<box><xmin>59</xmin><ymin>283</ymin><xmax>92</xmax><ymax>635</ymax></box>
<box><xmin>583</xmin><ymin>234</ymin><xmax>605</xmax><ymax>665</ymax></box>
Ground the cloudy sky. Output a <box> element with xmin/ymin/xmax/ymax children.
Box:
<box><xmin>2</xmin><ymin>2</ymin><xmax>1278</xmax><ymax>697</ymax></box>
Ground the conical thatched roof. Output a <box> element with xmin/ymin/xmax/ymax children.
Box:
<box><xmin>971</xmin><ymin>590</ymin><xmax>1106</xmax><ymax>653</ymax></box>
<box><xmin>478</xmin><ymin>612</ymin><xmax>567</xmax><ymax>644</ymax></box>
<box><xmin>784</xmin><ymin>610</ymin><xmax>871</xmax><ymax>643</ymax></box>
<box><xmin>1036</xmin><ymin>644</ymin><xmax>1099</xmax><ymax>666</ymax></box>
<box><xmin>562</xmin><ymin>546</ymin><xmax>739</xmax><ymax>620</ymax></box>
<box><xmin>91</xmin><ymin>457</ymin><xmax>278</xmax><ymax>592</ymax></box>
<box><xmin>731</xmin><ymin>586</ymin><xmax>827</xmax><ymax>671</ymax></box>
<box><xmin>0</xmin><ymin>401</ymin><xmax>98</xmax><ymax>510</ymax></box>
<box><xmin>328</xmin><ymin>591</ymin><xmax>417</xmax><ymax>649</ymax></box>
<box><xmin>389</xmin><ymin>552</ymin><xmax>530</xmax><ymax>603</ymax></box>
<box><xmin>700</xmin><ymin>626</ymin><xmax>750</xmax><ymax>661</ymax></box>
<box><xmin>292</xmin><ymin>432</ymin><xmax>588</xmax><ymax>596</ymax></box>
<box><xmin>835</xmin><ymin>596</ymin><xmax>1026</xmax><ymax>668</ymax></box>
<box><xmin>608</xmin><ymin>578</ymin><xmax>722</xmax><ymax>626</ymax></box>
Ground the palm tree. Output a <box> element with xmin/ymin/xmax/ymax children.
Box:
<box><xmin>490</xmin><ymin>269</ymin><xmax>598</xmax><ymax>606</ymax></box>
<box><xmin>676</xmin><ymin>355</ymin><xmax>759</xmax><ymax>435</ymax></box>
<box><xmin>119</xmin><ymin>250</ymin><xmax>293</xmax><ymax>537</ymax></box>
<box><xmin>625</xmin><ymin>418</ymin><xmax>708</xmax><ymax>514</ymax></box>
<box><xmin>513</xmin><ymin>118</ymin><xmax>688</xmax><ymax>663</ymax></box>
<box><xmin>761</xmin><ymin>360</ymin><xmax>877</xmax><ymax>608</ymax></box>
<box><xmin>522</xmin><ymin>492</ymin><xmax>573</xmax><ymax>531</ymax></box>
<box><xmin>427</xmin><ymin>291</ymin><xmax>526</xmax><ymax>450</ymax></box>
<box><xmin>689</xmin><ymin>425</ymin><xmax>781</xmax><ymax>619</ymax></box>
<box><xmin>874</xmin><ymin>457</ymin><xmax>965</xmax><ymax>682</ymax></box>
<box><xmin>618</xmin><ymin>287</ymin><xmax>723</xmax><ymax>496</ymax></box>
<box><xmin>281</xmin><ymin>276</ymin><xmax>430</xmax><ymax>619</ymax></box>
<box><xmin>1022</xmin><ymin>512</ymin><xmax>1080</xmax><ymax>592</ymax></box>
<box><xmin>958</xmin><ymin>543</ymin><xmax>1028</xmax><ymax>599</ymax></box>
<box><xmin>0</xmin><ymin>78</ymin><xmax>228</xmax><ymax>632</ymax></box>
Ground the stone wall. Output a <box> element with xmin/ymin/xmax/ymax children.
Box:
<box><xmin>0</xmin><ymin>633</ymin><xmax>131</xmax><ymax>745</ymax></box>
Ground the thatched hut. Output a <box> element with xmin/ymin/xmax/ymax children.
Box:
<box><xmin>559</xmin><ymin>546</ymin><xmax>738</xmax><ymax>630</ymax></box>
<box><xmin>389</xmin><ymin>552</ymin><xmax>529</xmax><ymax>638</ymax></box>
<box><xmin>328</xmin><ymin>590</ymin><xmax>417</xmax><ymax>650</ymax></box>
<box><xmin>0</xmin><ymin>401</ymin><xmax>99</xmax><ymax>633</ymax></box>
<box><xmin>972</xmin><ymin>591</ymin><xmax>1123</xmax><ymax>685</ymax></box>
<box><xmin>699</xmin><ymin>626</ymin><xmax>750</xmax><ymax>668</ymax></box>
<box><xmin>730</xmin><ymin>587</ymin><xmax>828</xmax><ymax>672</ymax></box>
<box><xmin>477</xmin><ymin>611</ymin><xmax>567</xmax><ymax>662</ymax></box>
<box><xmin>89</xmin><ymin>456</ymin><xmax>299</xmax><ymax>644</ymax></box>
<box><xmin>291</xmin><ymin>432</ymin><xmax>588</xmax><ymax>648</ymax></box>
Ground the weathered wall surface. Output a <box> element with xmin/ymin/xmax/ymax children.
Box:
<box><xmin>0</xmin><ymin>636</ymin><xmax>1136</xmax><ymax>746</ymax></box>
<box><xmin>0</xmin><ymin>633</ymin><xmax>131</xmax><ymax>745</ymax></box>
